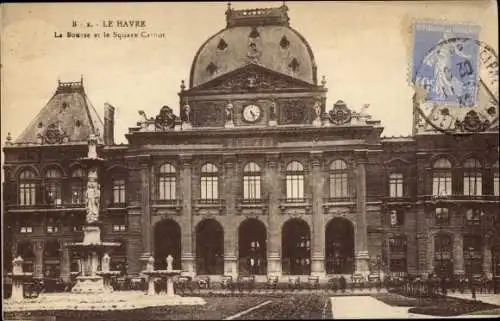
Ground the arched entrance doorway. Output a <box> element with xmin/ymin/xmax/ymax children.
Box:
<box><xmin>282</xmin><ymin>219</ymin><xmax>311</xmax><ymax>275</ymax></box>
<box><xmin>196</xmin><ymin>219</ymin><xmax>224</xmax><ymax>275</ymax></box>
<box><xmin>238</xmin><ymin>219</ymin><xmax>267</xmax><ymax>275</ymax></box>
<box><xmin>325</xmin><ymin>217</ymin><xmax>354</xmax><ymax>274</ymax></box>
<box><xmin>154</xmin><ymin>219</ymin><xmax>181</xmax><ymax>270</ymax></box>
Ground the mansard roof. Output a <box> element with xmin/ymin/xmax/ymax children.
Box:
<box><xmin>14</xmin><ymin>78</ymin><xmax>103</xmax><ymax>146</ymax></box>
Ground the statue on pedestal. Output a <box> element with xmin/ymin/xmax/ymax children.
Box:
<box><xmin>166</xmin><ymin>255</ymin><xmax>174</xmax><ymax>271</ymax></box>
<box><xmin>86</xmin><ymin>181</ymin><xmax>100</xmax><ymax>224</ymax></box>
<box><xmin>102</xmin><ymin>253</ymin><xmax>110</xmax><ymax>272</ymax></box>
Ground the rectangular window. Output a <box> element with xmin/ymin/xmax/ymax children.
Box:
<box><xmin>464</xmin><ymin>173</ymin><xmax>482</xmax><ymax>196</ymax></box>
<box><xmin>112</xmin><ymin>179</ymin><xmax>126</xmax><ymax>205</ymax></box>
<box><xmin>330</xmin><ymin>173</ymin><xmax>348</xmax><ymax>198</ymax></box>
<box><xmin>201</xmin><ymin>176</ymin><xmax>218</xmax><ymax>200</ymax></box>
<box><xmin>47</xmin><ymin>225</ymin><xmax>59</xmax><ymax>233</ymax></box>
<box><xmin>159</xmin><ymin>176</ymin><xmax>176</xmax><ymax>200</ymax></box>
<box><xmin>243</xmin><ymin>175</ymin><xmax>261</xmax><ymax>200</ymax></box>
<box><xmin>286</xmin><ymin>174</ymin><xmax>304</xmax><ymax>200</ymax></box>
<box><xmin>389</xmin><ymin>173</ymin><xmax>404</xmax><ymax>198</ymax></box>
<box><xmin>19</xmin><ymin>183</ymin><xmax>36</xmax><ymax>206</ymax></box>
<box><xmin>494</xmin><ymin>172</ymin><xmax>499</xmax><ymax>196</ymax></box>
<box><xmin>71</xmin><ymin>181</ymin><xmax>85</xmax><ymax>204</ymax></box>
<box><xmin>20</xmin><ymin>226</ymin><xmax>33</xmax><ymax>233</ymax></box>
<box><xmin>389</xmin><ymin>210</ymin><xmax>405</xmax><ymax>227</ymax></box>
<box><xmin>435</xmin><ymin>207</ymin><xmax>450</xmax><ymax>225</ymax></box>
<box><xmin>45</xmin><ymin>182</ymin><xmax>62</xmax><ymax>205</ymax></box>
<box><xmin>432</xmin><ymin>172</ymin><xmax>452</xmax><ymax>196</ymax></box>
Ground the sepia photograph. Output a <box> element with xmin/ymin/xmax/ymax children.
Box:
<box><xmin>1</xmin><ymin>1</ymin><xmax>499</xmax><ymax>319</ymax></box>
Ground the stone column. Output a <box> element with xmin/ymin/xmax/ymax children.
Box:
<box><xmin>453</xmin><ymin>233</ymin><xmax>465</xmax><ymax>275</ymax></box>
<box><xmin>483</xmin><ymin>242</ymin><xmax>492</xmax><ymax>278</ymax></box>
<box><xmin>354</xmin><ymin>152</ymin><xmax>369</xmax><ymax>276</ymax></box>
<box><xmin>60</xmin><ymin>240</ymin><xmax>71</xmax><ymax>282</ymax></box>
<box><xmin>266</xmin><ymin>153</ymin><xmax>282</xmax><ymax>277</ymax></box>
<box><xmin>180</xmin><ymin>154</ymin><xmax>195</xmax><ymax>276</ymax></box>
<box><xmin>223</xmin><ymin>154</ymin><xmax>238</xmax><ymax>278</ymax></box>
<box><xmin>33</xmin><ymin>240</ymin><xmax>44</xmax><ymax>278</ymax></box>
<box><xmin>138</xmin><ymin>155</ymin><xmax>152</xmax><ymax>264</ymax></box>
<box><xmin>310</xmin><ymin>151</ymin><xmax>325</xmax><ymax>278</ymax></box>
<box><xmin>427</xmin><ymin>235</ymin><xmax>435</xmax><ymax>274</ymax></box>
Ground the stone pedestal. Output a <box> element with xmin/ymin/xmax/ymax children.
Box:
<box><xmin>267</xmin><ymin>253</ymin><xmax>282</xmax><ymax>277</ymax></box>
<box><xmin>312</xmin><ymin>118</ymin><xmax>322</xmax><ymax>127</ymax></box>
<box><xmin>182</xmin><ymin>122</ymin><xmax>192</xmax><ymax>130</ymax></box>
<box><xmin>225</xmin><ymin>121</ymin><xmax>234</xmax><ymax>128</ymax></box>
<box><xmin>8</xmin><ymin>257</ymin><xmax>33</xmax><ymax>302</ymax></box>
<box><xmin>268</xmin><ymin>120</ymin><xmax>277</xmax><ymax>126</ymax></box>
<box><xmin>181</xmin><ymin>254</ymin><xmax>195</xmax><ymax>277</ymax></box>
<box><xmin>166</xmin><ymin>277</ymin><xmax>175</xmax><ymax>297</ymax></box>
<box><xmin>224</xmin><ymin>255</ymin><xmax>238</xmax><ymax>279</ymax></box>
<box><xmin>311</xmin><ymin>255</ymin><xmax>326</xmax><ymax>278</ymax></box>
<box><xmin>355</xmin><ymin>251</ymin><xmax>370</xmax><ymax>277</ymax></box>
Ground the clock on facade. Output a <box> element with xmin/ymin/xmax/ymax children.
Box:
<box><xmin>242</xmin><ymin>104</ymin><xmax>262</xmax><ymax>123</ymax></box>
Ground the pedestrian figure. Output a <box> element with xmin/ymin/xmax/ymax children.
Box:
<box><xmin>471</xmin><ymin>282</ymin><xmax>477</xmax><ymax>300</ymax></box>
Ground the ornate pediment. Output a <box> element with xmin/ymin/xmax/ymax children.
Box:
<box><xmin>188</xmin><ymin>63</ymin><xmax>321</xmax><ymax>93</ymax></box>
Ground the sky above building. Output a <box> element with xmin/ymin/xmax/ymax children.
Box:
<box><xmin>1</xmin><ymin>1</ymin><xmax>498</xmax><ymax>144</ymax></box>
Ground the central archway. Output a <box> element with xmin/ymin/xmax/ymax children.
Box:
<box><xmin>154</xmin><ymin>219</ymin><xmax>181</xmax><ymax>270</ymax></box>
<box><xmin>325</xmin><ymin>217</ymin><xmax>354</xmax><ymax>274</ymax></box>
<box><xmin>238</xmin><ymin>219</ymin><xmax>267</xmax><ymax>275</ymax></box>
<box><xmin>282</xmin><ymin>218</ymin><xmax>311</xmax><ymax>275</ymax></box>
<box><xmin>196</xmin><ymin>219</ymin><xmax>224</xmax><ymax>275</ymax></box>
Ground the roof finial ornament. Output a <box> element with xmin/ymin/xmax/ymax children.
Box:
<box><xmin>180</xmin><ymin>80</ymin><xmax>186</xmax><ymax>91</ymax></box>
<box><xmin>5</xmin><ymin>132</ymin><xmax>12</xmax><ymax>145</ymax></box>
<box><xmin>321</xmin><ymin>75</ymin><xmax>326</xmax><ymax>87</ymax></box>
<box><xmin>80</xmin><ymin>74</ymin><xmax>84</xmax><ymax>86</ymax></box>
<box><xmin>227</xmin><ymin>1</ymin><xmax>231</xmax><ymax>11</ymax></box>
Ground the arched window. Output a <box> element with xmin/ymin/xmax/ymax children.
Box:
<box><xmin>286</xmin><ymin>161</ymin><xmax>304</xmax><ymax>201</ymax></box>
<box><xmin>18</xmin><ymin>169</ymin><xmax>37</xmax><ymax>206</ymax></box>
<box><xmin>493</xmin><ymin>161</ymin><xmax>499</xmax><ymax>196</ymax></box>
<box><xmin>44</xmin><ymin>168</ymin><xmax>62</xmax><ymax>206</ymax></box>
<box><xmin>201</xmin><ymin>163</ymin><xmax>219</xmax><ymax>202</ymax></box>
<box><xmin>70</xmin><ymin>167</ymin><xmax>86</xmax><ymax>205</ymax></box>
<box><xmin>243</xmin><ymin>162</ymin><xmax>261</xmax><ymax>200</ymax></box>
<box><xmin>463</xmin><ymin>158</ymin><xmax>482</xmax><ymax>196</ymax></box>
<box><xmin>330</xmin><ymin>160</ymin><xmax>349</xmax><ymax>199</ymax></box>
<box><xmin>158</xmin><ymin>163</ymin><xmax>176</xmax><ymax>201</ymax></box>
<box><xmin>432</xmin><ymin>158</ymin><xmax>452</xmax><ymax>196</ymax></box>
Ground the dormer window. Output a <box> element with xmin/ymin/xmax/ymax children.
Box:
<box><xmin>206</xmin><ymin>62</ymin><xmax>218</xmax><ymax>75</ymax></box>
<box><xmin>217</xmin><ymin>38</ymin><xmax>228</xmax><ymax>51</ymax></box>
<box><xmin>289</xmin><ymin>58</ymin><xmax>300</xmax><ymax>72</ymax></box>
<box><xmin>249</xmin><ymin>27</ymin><xmax>260</xmax><ymax>39</ymax></box>
<box><xmin>280</xmin><ymin>35</ymin><xmax>290</xmax><ymax>49</ymax></box>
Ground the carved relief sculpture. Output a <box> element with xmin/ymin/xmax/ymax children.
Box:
<box><xmin>155</xmin><ymin>105</ymin><xmax>177</xmax><ymax>131</ymax></box>
<box><xmin>225</xmin><ymin>101</ymin><xmax>235</xmax><ymax>127</ymax></box>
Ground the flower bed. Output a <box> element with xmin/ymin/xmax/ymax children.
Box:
<box><xmin>234</xmin><ymin>294</ymin><xmax>332</xmax><ymax>320</ymax></box>
<box><xmin>373</xmin><ymin>291</ymin><xmax>500</xmax><ymax>316</ymax></box>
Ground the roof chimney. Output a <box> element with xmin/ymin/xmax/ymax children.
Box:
<box><xmin>104</xmin><ymin>103</ymin><xmax>115</xmax><ymax>145</ymax></box>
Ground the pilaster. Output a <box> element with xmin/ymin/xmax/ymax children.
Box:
<box><xmin>354</xmin><ymin>151</ymin><xmax>369</xmax><ymax>276</ymax></box>
<box><xmin>33</xmin><ymin>240</ymin><xmax>44</xmax><ymax>278</ymax></box>
<box><xmin>223</xmin><ymin>154</ymin><xmax>238</xmax><ymax>278</ymax></box>
<box><xmin>310</xmin><ymin>151</ymin><xmax>325</xmax><ymax>277</ymax></box>
<box><xmin>453</xmin><ymin>233</ymin><xmax>465</xmax><ymax>275</ymax></box>
<box><xmin>179</xmin><ymin>154</ymin><xmax>195</xmax><ymax>276</ymax></box>
<box><xmin>266</xmin><ymin>153</ymin><xmax>282</xmax><ymax>277</ymax></box>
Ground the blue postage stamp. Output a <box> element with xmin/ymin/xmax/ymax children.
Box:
<box><xmin>412</xmin><ymin>22</ymin><xmax>481</xmax><ymax>107</ymax></box>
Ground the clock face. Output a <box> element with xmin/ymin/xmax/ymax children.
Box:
<box><xmin>242</xmin><ymin>104</ymin><xmax>262</xmax><ymax>123</ymax></box>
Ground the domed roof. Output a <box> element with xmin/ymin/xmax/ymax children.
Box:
<box><xmin>189</xmin><ymin>5</ymin><xmax>317</xmax><ymax>89</ymax></box>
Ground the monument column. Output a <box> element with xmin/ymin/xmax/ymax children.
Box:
<box><xmin>138</xmin><ymin>155</ymin><xmax>152</xmax><ymax>263</ymax></box>
<box><xmin>354</xmin><ymin>150</ymin><xmax>370</xmax><ymax>276</ymax></box>
<box><xmin>266</xmin><ymin>153</ymin><xmax>282</xmax><ymax>277</ymax></box>
<box><xmin>310</xmin><ymin>151</ymin><xmax>325</xmax><ymax>278</ymax></box>
<box><xmin>180</xmin><ymin>154</ymin><xmax>195</xmax><ymax>276</ymax></box>
<box><xmin>223</xmin><ymin>154</ymin><xmax>238</xmax><ymax>278</ymax></box>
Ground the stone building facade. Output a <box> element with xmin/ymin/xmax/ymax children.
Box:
<box><xmin>3</xmin><ymin>5</ymin><xmax>499</xmax><ymax>283</ymax></box>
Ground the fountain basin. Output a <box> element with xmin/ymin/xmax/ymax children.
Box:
<box><xmin>143</xmin><ymin>270</ymin><xmax>183</xmax><ymax>277</ymax></box>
